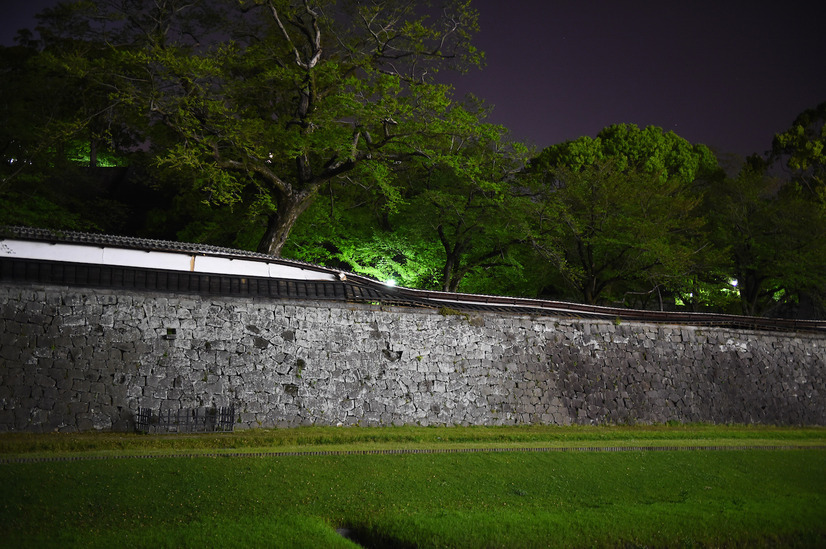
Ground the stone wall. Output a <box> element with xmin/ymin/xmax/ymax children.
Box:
<box><xmin>1</xmin><ymin>283</ymin><xmax>824</xmax><ymax>432</ymax></box>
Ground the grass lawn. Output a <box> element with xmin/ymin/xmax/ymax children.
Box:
<box><xmin>1</xmin><ymin>425</ymin><xmax>825</xmax><ymax>548</ymax></box>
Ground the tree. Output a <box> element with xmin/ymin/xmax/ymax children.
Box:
<box><xmin>284</xmin><ymin>192</ymin><xmax>446</xmax><ymax>288</ymax></box>
<box><xmin>527</xmin><ymin>125</ymin><xmax>717</xmax><ymax>306</ymax></box>
<box><xmin>761</xmin><ymin>102</ymin><xmax>826</xmax><ymax>317</ymax></box>
<box><xmin>529</xmin><ymin>160</ymin><xmax>705</xmax><ymax>305</ymax></box>
<box><xmin>0</xmin><ymin>0</ymin><xmax>162</xmax><ymax>234</ymax></box>
<box><xmin>40</xmin><ymin>0</ymin><xmax>484</xmax><ymax>256</ymax></box>
<box><xmin>283</xmin><ymin>101</ymin><xmax>532</xmax><ymax>293</ymax></box>
<box><xmin>0</xmin><ymin>39</ymin><xmax>136</xmax><ymax>231</ymax></box>
<box><xmin>530</xmin><ymin>124</ymin><xmax>718</xmax><ymax>183</ymax></box>
<box><xmin>772</xmin><ymin>101</ymin><xmax>826</xmax><ymax>200</ymax></box>
<box><xmin>397</xmin><ymin>106</ymin><xmax>531</xmax><ymax>292</ymax></box>
<box><xmin>704</xmin><ymin>159</ymin><xmax>826</xmax><ymax>316</ymax></box>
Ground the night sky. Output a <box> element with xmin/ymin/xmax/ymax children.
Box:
<box><xmin>3</xmin><ymin>0</ymin><xmax>825</xmax><ymax>158</ymax></box>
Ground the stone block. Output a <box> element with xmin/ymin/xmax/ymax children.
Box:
<box><xmin>67</xmin><ymin>401</ymin><xmax>89</xmax><ymax>415</ymax></box>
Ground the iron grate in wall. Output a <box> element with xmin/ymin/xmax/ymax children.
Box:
<box><xmin>135</xmin><ymin>406</ymin><xmax>236</xmax><ymax>433</ymax></box>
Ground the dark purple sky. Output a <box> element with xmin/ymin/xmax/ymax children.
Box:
<box><xmin>454</xmin><ymin>0</ymin><xmax>826</xmax><ymax>157</ymax></box>
<box><xmin>4</xmin><ymin>0</ymin><xmax>826</xmax><ymax>157</ymax></box>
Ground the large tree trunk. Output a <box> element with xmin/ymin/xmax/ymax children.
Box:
<box><xmin>738</xmin><ymin>270</ymin><xmax>766</xmax><ymax>317</ymax></box>
<box><xmin>439</xmin><ymin>226</ymin><xmax>467</xmax><ymax>292</ymax></box>
<box><xmin>255</xmin><ymin>191</ymin><xmax>314</xmax><ymax>256</ymax></box>
<box><xmin>582</xmin><ymin>281</ymin><xmax>598</xmax><ymax>305</ymax></box>
<box><xmin>441</xmin><ymin>254</ymin><xmax>456</xmax><ymax>292</ymax></box>
<box><xmin>89</xmin><ymin>138</ymin><xmax>98</xmax><ymax>168</ymax></box>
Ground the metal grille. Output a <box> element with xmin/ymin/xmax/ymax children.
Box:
<box><xmin>135</xmin><ymin>406</ymin><xmax>235</xmax><ymax>433</ymax></box>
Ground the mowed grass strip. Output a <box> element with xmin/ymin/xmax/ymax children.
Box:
<box><xmin>2</xmin><ymin>424</ymin><xmax>825</xmax><ymax>459</ymax></box>
<box><xmin>1</xmin><ymin>427</ymin><xmax>825</xmax><ymax>548</ymax></box>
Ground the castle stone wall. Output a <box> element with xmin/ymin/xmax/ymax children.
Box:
<box><xmin>1</xmin><ymin>284</ymin><xmax>824</xmax><ymax>432</ymax></box>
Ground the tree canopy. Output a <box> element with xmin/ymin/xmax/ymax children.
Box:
<box><xmin>284</xmin><ymin>100</ymin><xmax>531</xmax><ymax>293</ymax></box>
<box><xmin>772</xmin><ymin>101</ymin><xmax>826</xmax><ymax>202</ymax></box>
<box><xmin>30</xmin><ymin>0</ymin><xmax>487</xmax><ymax>256</ymax></box>
<box><xmin>526</xmin><ymin>125</ymin><xmax>716</xmax><ymax>305</ymax></box>
<box><xmin>702</xmin><ymin>160</ymin><xmax>826</xmax><ymax>316</ymax></box>
<box><xmin>530</xmin><ymin>123</ymin><xmax>718</xmax><ymax>184</ymax></box>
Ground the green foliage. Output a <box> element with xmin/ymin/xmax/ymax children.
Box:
<box><xmin>773</xmin><ymin>101</ymin><xmax>826</xmax><ymax>198</ymax></box>
<box><xmin>33</xmin><ymin>0</ymin><xmax>487</xmax><ymax>256</ymax></box>
<box><xmin>0</xmin><ymin>190</ymin><xmax>97</xmax><ymax>231</ymax></box>
<box><xmin>527</xmin><ymin>126</ymin><xmax>714</xmax><ymax>305</ymax></box>
<box><xmin>384</xmin><ymin>101</ymin><xmax>533</xmax><ymax>292</ymax></box>
<box><xmin>64</xmin><ymin>140</ymin><xmax>125</xmax><ymax>168</ymax></box>
<box><xmin>0</xmin><ymin>12</ymin><xmax>149</xmax><ymax>234</ymax></box>
<box><xmin>671</xmin><ymin>275</ymin><xmax>742</xmax><ymax>314</ymax></box>
<box><xmin>284</xmin><ymin>97</ymin><xmax>532</xmax><ymax>292</ymax></box>
<box><xmin>704</xmin><ymin>162</ymin><xmax>826</xmax><ymax>316</ymax></box>
<box><xmin>530</xmin><ymin>123</ymin><xmax>718</xmax><ymax>184</ymax></box>
<box><xmin>0</xmin><ymin>163</ymin><xmax>143</xmax><ymax>234</ymax></box>
<box><xmin>283</xmin><ymin>185</ymin><xmax>444</xmax><ymax>288</ymax></box>
<box><xmin>6</xmin><ymin>3</ymin><xmax>824</xmax><ymax>316</ymax></box>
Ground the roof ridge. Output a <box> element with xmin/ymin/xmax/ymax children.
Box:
<box><xmin>0</xmin><ymin>225</ymin><xmax>327</xmax><ymax>269</ymax></box>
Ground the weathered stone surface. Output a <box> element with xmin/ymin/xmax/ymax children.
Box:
<box><xmin>0</xmin><ymin>284</ymin><xmax>825</xmax><ymax>431</ymax></box>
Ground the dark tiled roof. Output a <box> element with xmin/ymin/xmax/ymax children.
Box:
<box><xmin>3</xmin><ymin>227</ymin><xmax>824</xmax><ymax>332</ymax></box>
<box><xmin>0</xmin><ymin>225</ymin><xmax>335</xmax><ymax>270</ymax></box>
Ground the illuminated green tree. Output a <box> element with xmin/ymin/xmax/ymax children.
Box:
<box><xmin>41</xmin><ymin>0</ymin><xmax>484</xmax><ymax>256</ymax></box>
<box><xmin>399</xmin><ymin>114</ymin><xmax>531</xmax><ymax>292</ymax></box>
<box><xmin>283</xmin><ymin>188</ymin><xmax>446</xmax><ymax>288</ymax></box>
<box><xmin>531</xmin><ymin>124</ymin><xmax>718</xmax><ymax>184</ymax></box>
<box><xmin>284</xmin><ymin>101</ymin><xmax>532</xmax><ymax>293</ymax></box>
